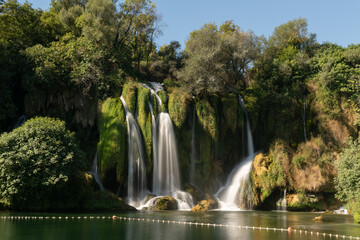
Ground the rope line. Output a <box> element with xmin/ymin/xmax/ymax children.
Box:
<box><xmin>0</xmin><ymin>215</ymin><xmax>359</xmax><ymax>239</ymax></box>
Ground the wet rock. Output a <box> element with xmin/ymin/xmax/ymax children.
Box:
<box><xmin>192</xmin><ymin>194</ymin><xmax>218</xmax><ymax>212</ymax></box>
<box><xmin>155</xmin><ymin>196</ymin><xmax>178</xmax><ymax>210</ymax></box>
<box><xmin>313</xmin><ymin>215</ymin><xmax>324</xmax><ymax>222</ymax></box>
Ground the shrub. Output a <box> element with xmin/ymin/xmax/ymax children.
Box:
<box><xmin>0</xmin><ymin>117</ymin><xmax>86</xmax><ymax>210</ymax></box>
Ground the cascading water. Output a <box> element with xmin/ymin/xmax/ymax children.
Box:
<box><xmin>215</xmin><ymin>95</ymin><xmax>255</xmax><ymax>210</ymax></box>
<box><xmin>120</xmin><ymin>96</ymin><xmax>149</xmax><ymax>208</ymax></box>
<box><xmin>90</xmin><ymin>152</ymin><xmax>104</xmax><ymax>191</ymax></box>
<box><xmin>141</xmin><ymin>82</ymin><xmax>193</xmax><ymax>210</ymax></box>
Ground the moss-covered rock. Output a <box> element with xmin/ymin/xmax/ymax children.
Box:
<box><xmin>251</xmin><ymin>141</ymin><xmax>289</xmax><ymax>206</ymax></box>
<box><xmin>286</xmin><ymin>192</ymin><xmax>339</xmax><ymax>211</ymax></box>
<box><xmin>122</xmin><ymin>80</ymin><xmax>138</xmax><ymax>115</ymax></box>
<box><xmin>82</xmin><ymin>191</ymin><xmax>136</xmax><ymax>211</ymax></box>
<box><xmin>191</xmin><ymin>194</ymin><xmax>218</xmax><ymax>212</ymax></box>
<box><xmin>97</xmin><ymin>98</ymin><xmax>127</xmax><ymax>190</ymax></box>
<box><xmin>221</xmin><ymin>94</ymin><xmax>243</xmax><ymax>133</ymax></box>
<box><xmin>154</xmin><ymin>195</ymin><xmax>178</xmax><ymax>210</ymax></box>
<box><xmin>157</xmin><ymin>90</ymin><xmax>168</xmax><ymax>112</ymax></box>
<box><xmin>137</xmin><ymin>85</ymin><xmax>153</xmax><ymax>172</ymax></box>
<box><xmin>168</xmin><ymin>89</ymin><xmax>192</xmax><ymax>128</ymax></box>
<box><xmin>196</xmin><ymin>96</ymin><xmax>218</xmax><ymax>140</ymax></box>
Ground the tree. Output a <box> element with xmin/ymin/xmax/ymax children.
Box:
<box><xmin>148</xmin><ymin>41</ymin><xmax>183</xmax><ymax>81</ymax></box>
<box><xmin>335</xmin><ymin>139</ymin><xmax>360</xmax><ymax>223</ymax></box>
<box><xmin>82</xmin><ymin>0</ymin><xmax>116</xmax><ymax>46</ymax></box>
<box><xmin>181</xmin><ymin>22</ymin><xmax>258</xmax><ymax>95</ymax></box>
<box><xmin>0</xmin><ymin>117</ymin><xmax>86</xmax><ymax>210</ymax></box>
<box><xmin>268</xmin><ymin>18</ymin><xmax>317</xmax><ymax>55</ymax></box>
<box><xmin>24</xmin><ymin>35</ymin><xmax>110</xmax><ymax>127</ymax></box>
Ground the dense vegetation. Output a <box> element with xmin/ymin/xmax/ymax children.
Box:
<box><xmin>0</xmin><ymin>0</ymin><xmax>359</xmax><ymax>221</ymax></box>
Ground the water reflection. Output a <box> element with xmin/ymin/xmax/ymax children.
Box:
<box><xmin>0</xmin><ymin>211</ymin><xmax>358</xmax><ymax>240</ymax></box>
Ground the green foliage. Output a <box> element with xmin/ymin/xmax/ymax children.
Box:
<box><xmin>0</xmin><ymin>0</ymin><xmax>54</xmax><ymax>49</ymax></box>
<box><xmin>148</xmin><ymin>41</ymin><xmax>183</xmax><ymax>82</ymax></box>
<box><xmin>258</xmin><ymin>141</ymin><xmax>288</xmax><ymax>198</ymax></box>
<box><xmin>181</xmin><ymin>22</ymin><xmax>258</xmax><ymax>95</ymax></box>
<box><xmin>97</xmin><ymin>98</ymin><xmax>127</xmax><ymax>186</ymax></box>
<box><xmin>24</xmin><ymin>35</ymin><xmax>110</xmax><ymax>127</ymax></box>
<box><xmin>268</xmin><ymin>18</ymin><xmax>317</xmax><ymax>55</ymax></box>
<box><xmin>82</xmin><ymin>0</ymin><xmax>116</xmax><ymax>46</ymax></box>
<box><xmin>0</xmin><ymin>117</ymin><xmax>86</xmax><ymax>210</ymax></box>
<box><xmin>137</xmin><ymin>85</ymin><xmax>152</xmax><ymax>171</ymax></box>
<box><xmin>349</xmin><ymin>201</ymin><xmax>360</xmax><ymax>223</ymax></box>
<box><xmin>168</xmin><ymin>89</ymin><xmax>192</xmax><ymax>128</ymax></box>
<box><xmin>335</xmin><ymin>139</ymin><xmax>360</xmax><ymax>202</ymax></box>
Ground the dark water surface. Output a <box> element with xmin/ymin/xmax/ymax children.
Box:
<box><xmin>0</xmin><ymin>211</ymin><xmax>358</xmax><ymax>240</ymax></box>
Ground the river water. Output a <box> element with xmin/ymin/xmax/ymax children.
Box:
<box><xmin>0</xmin><ymin>211</ymin><xmax>358</xmax><ymax>240</ymax></box>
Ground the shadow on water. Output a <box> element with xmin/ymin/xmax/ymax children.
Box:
<box><xmin>0</xmin><ymin>211</ymin><xmax>358</xmax><ymax>240</ymax></box>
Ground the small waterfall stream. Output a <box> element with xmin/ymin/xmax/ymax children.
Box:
<box><xmin>215</xmin><ymin>95</ymin><xmax>254</xmax><ymax>210</ymax></box>
<box><xmin>276</xmin><ymin>189</ymin><xmax>287</xmax><ymax>211</ymax></box>
<box><xmin>90</xmin><ymin>152</ymin><xmax>104</xmax><ymax>191</ymax></box>
<box><xmin>120</xmin><ymin>96</ymin><xmax>149</xmax><ymax>208</ymax></box>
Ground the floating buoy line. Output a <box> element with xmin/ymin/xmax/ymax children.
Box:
<box><xmin>0</xmin><ymin>215</ymin><xmax>359</xmax><ymax>239</ymax></box>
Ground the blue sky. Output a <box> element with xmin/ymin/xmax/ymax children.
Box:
<box><xmin>21</xmin><ymin>0</ymin><xmax>360</xmax><ymax>49</ymax></box>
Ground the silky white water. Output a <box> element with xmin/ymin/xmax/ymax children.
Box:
<box><xmin>139</xmin><ymin>82</ymin><xmax>193</xmax><ymax>210</ymax></box>
<box><xmin>276</xmin><ymin>189</ymin><xmax>287</xmax><ymax>211</ymax></box>
<box><xmin>215</xmin><ymin>95</ymin><xmax>255</xmax><ymax>210</ymax></box>
<box><xmin>120</xmin><ymin>96</ymin><xmax>149</xmax><ymax>208</ymax></box>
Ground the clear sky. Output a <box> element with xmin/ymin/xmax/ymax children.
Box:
<box><xmin>20</xmin><ymin>0</ymin><xmax>360</xmax><ymax>49</ymax></box>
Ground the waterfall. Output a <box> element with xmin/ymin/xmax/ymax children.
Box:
<box><xmin>303</xmin><ymin>96</ymin><xmax>307</xmax><ymax>142</ymax></box>
<box><xmin>90</xmin><ymin>152</ymin><xmax>104</xmax><ymax>191</ymax></box>
<box><xmin>215</xmin><ymin>95</ymin><xmax>254</xmax><ymax>210</ymax></box>
<box><xmin>276</xmin><ymin>189</ymin><xmax>287</xmax><ymax>211</ymax></box>
<box><xmin>190</xmin><ymin>105</ymin><xmax>197</xmax><ymax>184</ymax></box>
<box><xmin>141</xmin><ymin>82</ymin><xmax>193</xmax><ymax>210</ymax></box>
<box><xmin>120</xmin><ymin>96</ymin><xmax>149</xmax><ymax>208</ymax></box>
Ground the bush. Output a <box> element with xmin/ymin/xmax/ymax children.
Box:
<box><xmin>0</xmin><ymin>117</ymin><xmax>86</xmax><ymax>210</ymax></box>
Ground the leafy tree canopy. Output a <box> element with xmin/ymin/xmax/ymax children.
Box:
<box><xmin>0</xmin><ymin>117</ymin><xmax>86</xmax><ymax>209</ymax></box>
<box><xmin>181</xmin><ymin>21</ymin><xmax>258</xmax><ymax>96</ymax></box>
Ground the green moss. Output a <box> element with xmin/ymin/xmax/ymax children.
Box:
<box><xmin>168</xmin><ymin>89</ymin><xmax>192</xmax><ymax>128</ymax></box>
<box><xmin>122</xmin><ymin>80</ymin><xmax>138</xmax><ymax>115</ymax></box>
<box><xmin>221</xmin><ymin>94</ymin><xmax>243</xmax><ymax>132</ymax></box>
<box><xmin>157</xmin><ymin>90</ymin><xmax>168</xmax><ymax>112</ymax></box>
<box><xmin>97</xmin><ymin>98</ymin><xmax>127</xmax><ymax>186</ymax></box>
<box><xmin>137</xmin><ymin>86</ymin><xmax>153</xmax><ymax>172</ymax></box>
<box><xmin>196</xmin><ymin>97</ymin><xmax>218</xmax><ymax>140</ymax></box>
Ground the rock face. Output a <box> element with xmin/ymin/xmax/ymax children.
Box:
<box><xmin>154</xmin><ymin>196</ymin><xmax>178</xmax><ymax>210</ymax></box>
<box><xmin>191</xmin><ymin>194</ymin><xmax>218</xmax><ymax>212</ymax></box>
